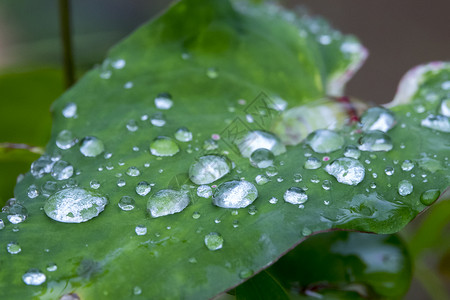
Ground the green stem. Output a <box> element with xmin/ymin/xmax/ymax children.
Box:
<box><xmin>58</xmin><ymin>0</ymin><xmax>75</xmax><ymax>88</ymax></box>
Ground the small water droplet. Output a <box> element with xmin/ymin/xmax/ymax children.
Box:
<box><xmin>235</xmin><ymin>130</ymin><xmax>286</xmax><ymax>158</ymax></box>
<box><xmin>155</xmin><ymin>93</ymin><xmax>173</xmax><ymax>110</ymax></box>
<box><xmin>322</xmin><ymin>180</ymin><xmax>332</xmax><ymax>190</ymax></box>
<box><xmin>239</xmin><ymin>269</ymin><xmax>254</xmax><ymax>279</ymax></box>
<box><xmin>398</xmin><ymin>180</ymin><xmax>413</xmax><ymax>196</ymax></box>
<box><xmin>192</xmin><ymin>211</ymin><xmax>201</xmax><ymax>219</ymax></box>
<box><xmin>62</xmin><ymin>102</ymin><xmax>77</xmax><ymax>118</ymax></box>
<box><xmin>206</xmin><ymin>67</ymin><xmax>219</xmax><ymax>79</ymax></box>
<box><xmin>117</xmin><ymin>179</ymin><xmax>126</xmax><ymax>187</ymax></box>
<box><xmin>136</xmin><ymin>181</ymin><xmax>151</xmax><ymax>196</ymax></box>
<box><xmin>440</xmin><ymin>99</ymin><xmax>450</xmax><ymax>117</ymax></box>
<box><xmin>51</xmin><ymin>160</ymin><xmax>74</xmax><ymax>180</ymax></box>
<box><xmin>284</xmin><ymin>187</ymin><xmax>308</xmax><ymax>205</ymax></box>
<box><xmin>358</xmin><ymin>131</ymin><xmax>393</xmax><ymax>152</ymax></box>
<box><xmin>150</xmin><ymin>137</ymin><xmax>179</xmax><ymax>157</ymax></box>
<box><xmin>90</xmin><ymin>180</ymin><xmax>100</xmax><ymax>189</ymax></box>
<box><xmin>293</xmin><ymin>173</ymin><xmax>303</xmax><ymax>182</ymax></box>
<box><xmin>248</xmin><ymin>205</ymin><xmax>258</xmax><ymax>215</ymax></box>
<box><xmin>31</xmin><ymin>156</ymin><xmax>54</xmax><ymax>178</ymax></box>
<box><xmin>80</xmin><ymin>137</ymin><xmax>105</xmax><ymax>157</ymax></box>
<box><xmin>44</xmin><ymin>187</ymin><xmax>108</xmax><ymax>223</ymax></box>
<box><xmin>197</xmin><ymin>185</ymin><xmax>212</xmax><ymax>198</ymax></box>
<box><xmin>27</xmin><ymin>184</ymin><xmax>39</xmax><ymax>199</ymax></box>
<box><xmin>150</xmin><ymin>112</ymin><xmax>166</xmax><ymax>127</ymax></box>
<box><xmin>46</xmin><ymin>263</ymin><xmax>57</xmax><ymax>272</ymax></box>
<box><xmin>147</xmin><ymin>189</ymin><xmax>190</xmax><ymax>218</ymax></box>
<box><xmin>189</xmin><ymin>155</ymin><xmax>230</xmax><ymax>184</ymax></box>
<box><xmin>6</xmin><ymin>203</ymin><xmax>28</xmax><ymax>224</ymax></box>
<box><xmin>56</xmin><ymin>130</ymin><xmax>78</xmax><ymax>150</ymax></box>
<box><xmin>401</xmin><ymin>160</ymin><xmax>415</xmax><ymax>171</ymax></box>
<box><xmin>420</xmin><ymin>189</ymin><xmax>440</xmax><ymax>206</ymax></box>
<box><xmin>126</xmin><ymin>167</ymin><xmax>140</xmax><ymax>177</ymax></box>
<box><xmin>269</xmin><ymin>197</ymin><xmax>278</xmax><ymax>204</ymax></box>
<box><xmin>174</xmin><ymin>127</ymin><xmax>193</xmax><ymax>142</ymax></box>
<box><xmin>204</xmin><ymin>232</ymin><xmax>223</xmax><ymax>251</ymax></box>
<box><xmin>249</xmin><ymin>148</ymin><xmax>275</xmax><ymax>168</ymax></box>
<box><xmin>306</xmin><ymin>129</ymin><xmax>344</xmax><ymax>153</ymax></box>
<box><xmin>421</xmin><ymin>114</ymin><xmax>450</xmax><ymax>133</ymax></box>
<box><xmin>118</xmin><ymin>196</ymin><xmax>135</xmax><ymax>211</ymax></box>
<box><xmin>384</xmin><ymin>167</ymin><xmax>395</xmax><ymax>176</ymax></box>
<box><xmin>255</xmin><ymin>174</ymin><xmax>270</xmax><ymax>185</ymax></box>
<box><xmin>212</xmin><ymin>180</ymin><xmax>258</xmax><ymax>208</ymax></box>
<box><xmin>325</xmin><ymin>157</ymin><xmax>365</xmax><ymax>186</ymax></box>
<box><xmin>135</xmin><ymin>225</ymin><xmax>147</xmax><ymax>236</ymax></box>
<box><xmin>22</xmin><ymin>269</ymin><xmax>46</xmax><ymax>286</ymax></box>
<box><xmin>265</xmin><ymin>166</ymin><xmax>278</xmax><ymax>177</ymax></box>
<box><xmin>304</xmin><ymin>157</ymin><xmax>322</xmax><ymax>169</ymax></box>
<box><xmin>7</xmin><ymin>242</ymin><xmax>21</xmax><ymax>254</ymax></box>
<box><xmin>360</xmin><ymin>107</ymin><xmax>396</xmax><ymax>132</ymax></box>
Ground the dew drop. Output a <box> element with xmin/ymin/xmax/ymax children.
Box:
<box><xmin>420</xmin><ymin>189</ymin><xmax>440</xmax><ymax>206</ymax></box>
<box><xmin>126</xmin><ymin>120</ymin><xmax>138</xmax><ymax>132</ymax></box>
<box><xmin>204</xmin><ymin>232</ymin><xmax>223</xmax><ymax>251</ymax></box>
<box><xmin>56</xmin><ymin>130</ymin><xmax>78</xmax><ymax>150</ymax></box>
<box><xmin>117</xmin><ymin>179</ymin><xmax>126</xmax><ymax>187</ymax></box>
<box><xmin>249</xmin><ymin>148</ymin><xmax>275</xmax><ymax>168</ymax></box>
<box><xmin>360</xmin><ymin>107</ymin><xmax>396</xmax><ymax>132</ymax></box>
<box><xmin>421</xmin><ymin>114</ymin><xmax>450</xmax><ymax>132</ymax></box>
<box><xmin>133</xmin><ymin>286</ymin><xmax>142</xmax><ymax>295</ymax></box>
<box><xmin>6</xmin><ymin>203</ymin><xmax>28</xmax><ymax>224</ymax></box>
<box><xmin>147</xmin><ymin>189</ymin><xmax>190</xmax><ymax>218</ymax></box>
<box><xmin>62</xmin><ymin>102</ymin><xmax>77</xmax><ymax>118</ymax></box>
<box><xmin>358</xmin><ymin>131</ymin><xmax>393</xmax><ymax>152</ymax></box>
<box><xmin>265</xmin><ymin>166</ymin><xmax>278</xmax><ymax>177</ymax></box>
<box><xmin>234</xmin><ymin>130</ymin><xmax>286</xmax><ymax>158</ymax></box>
<box><xmin>325</xmin><ymin>157</ymin><xmax>365</xmax><ymax>186</ymax></box>
<box><xmin>0</xmin><ymin>219</ymin><xmax>4</xmax><ymax>230</ymax></box>
<box><xmin>283</xmin><ymin>187</ymin><xmax>308</xmax><ymax>205</ymax></box>
<box><xmin>136</xmin><ymin>181</ymin><xmax>151</xmax><ymax>196</ymax></box>
<box><xmin>80</xmin><ymin>137</ymin><xmax>105</xmax><ymax>157</ymax></box>
<box><xmin>22</xmin><ymin>269</ymin><xmax>46</xmax><ymax>286</ymax></box>
<box><xmin>46</xmin><ymin>263</ymin><xmax>58</xmax><ymax>272</ymax></box>
<box><xmin>206</xmin><ymin>67</ymin><xmax>219</xmax><ymax>79</ymax></box>
<box><xmin>150</xmin><ymin>112</ymin><xmax>166</xmax><ymax>127</ymax></box>
<box><xmin>305</xmin><ymin>129</ymin><xmax>344</xmax><ymax>153</ymax></box>
<box><xmin>189</xmin><ymin>155</ymin><xmax>230</xmax><ymax>184</ymax></box>
<box><xmin>44</xmin><ymin>187</ymin><xmax>108</xmax><ymax>223</ymax></box>
<box><xmin>304</xmin><ymin>157</ymin><xmax>322</xmax><ymax>169</ymax></box>
<box><xmin>192</xmin><ymin>211</ymin><xmax>201</xmax><ymax>219</ymax></box>
<box><xmin>135</xmin><ymin>225</ymin><xmax>147</xmax><ymax>236</ymax></box>
<box><xmin>155</xmin><ymin>93</ymin><xmax>173</xmax><ymax>110</ymax></box>
<box><xmin>440</xmin><ymin>99</ymin><xmax>450</xmax><ymax>117</ymax></box>
<box><xmin>51</xmin><ymin>161</ymin><xmax>74</xmax><ymax>180</ymax></box>
<box><xmin>385</xmin><ymin>167</ymin><xmax>395</xmax><ymax>176</ymax></box>
<box><xmin>7</xmin><ymin>242</ymin><xmax>21</xmax><ymax>254</ymax></box>
<box><xmin>27</xmin><ymin>184</ymin><xmax>39</xmax><ymax>199</ymax></box>
<box><xmin>255</xmin><ymin>174</ymin><xmax>270</xmax><ymax>185</ymax></box>
<box><xmin>269</xmin><ymin>197</ymin><xmax>278</xmax><ymax>204</ymax></box>
<box><xmin>126</xmin><ymin>167</ymin><xmax>140</xmax><ymax>177</ymax></box>
<box><xmin>90</xmin><ymin>180</ymin><xmax>100</xmax><ymax>189</ymax></box>
<box><xmin>401</xmin><ymin>160</ymin><xmax>415</xmax><ymax>171</ymax></box>
<box><xmin>197</xmin><ymin>185</ymin><xmax>212</xmax><ymax>198</ymax></box>
<box><xmin>150</xmin><ymin>137</ymin><xmax>179</xmax><ymax>157</ymax></box>
<box><xmin>212</xmin><ymin>180</ymin><xmax>258</xmax><ymax>209</ymax></box>
<box><xmin>322</xmin><ymin>180</ymin><xmax>332</xmax><ymax>190</ymax></box>
<box><xmin>118</xmin><ymin>196</ymin><xmax>135</xmax><ymax>211</ymax></box>
<box><xmin>344</xmin><ymin>145</ymin><xmax>361</xmax><ymax>159</ymax></box>
<box><xmin>398</xmin><ymin>180</ymin><xmax>413</xmax><ymax>196</ymax></box>
<box><xmin>174</xmin><ymin>127</ymin><xmax>193</xmax><ymax>142</ymax></box>
<box><xmin>31</xmin><ymin>156</ymin><xmax>54</xmax><ymax>178</ymax></box>
<box><xmin>293</xmin><ymin>173</ymin><xmax>303</xmax><ymax>182</ymax></box>
<box><xmin>239</xmin><ymin>269</ymin><xmax>254</xmax><ymax>279</ymax></box>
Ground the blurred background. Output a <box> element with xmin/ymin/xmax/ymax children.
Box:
<box><xmin>0</xmin><ymin>0</ymin><xmax>449</xmax><ymax>299</ymax></box>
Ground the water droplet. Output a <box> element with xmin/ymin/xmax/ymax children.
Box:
<box><xmin>118</xmin><ymin>196</ymin><xmax>135</xmax><ymax>211</ymax></box>
<box><xmin>189</xmin><ymin>155</ymin><xmax>230</xmax><ymax>184</ymax></box>
<box><xmin>135</xmin><ymin>225</ymin><xmax>147</xmax><ymax>236</ymax></box>
<box><xmin>385</xmin><ymin>167</ymin><xmax>395</xmax><ymax>176</ymax></box>
<box><xmin>51</xmin><ymin>160</ymin><xmax>74</xmax><ymax>180</ymax></box>
<box><xmin>136</xmin><ymin>181</ymin><xmax>151</xmax><ymax>196</ymax></box>
<box><xmin>203</xmin><ymin>138</ymin><xmax>218</xmax><ymax>150</ymax></box>
<box><xmin>90</xmin><ymin>180</ymin><xmax>100</xmax><ymax>189</ymax></box>
<box><xmin>302</xmin><ymin>227</ymin><xmax>312</xmax><ymax>236</ymax></box>
<box><xmin>6</xmin><ymin>203</ymin><xmax>28</xmax><ymax>224</ymax></box>
<box><xmin>269</xmin><ymin>197</ymin><xmax>278</xmax><ymax>204</ymax></box>
<box><xmin>234</xmin><ymin>130</ymin><xmax>286</xmax><ymax>158</ymax></box>
<box><xmin>174</xmin><ymin>127</ymin><xmax>193</xmax><ymax>142</ymax></box>
<box><xmin>150</xmin><ymin>137</ymin><xmax>179</xmax><ymax>157</ymax></box>
<box><xmin>126</xmin><ymin>120</ymin><xmax>138</xmax><ymax>132</ymax></box>
<box><xmin>155</xmin><ymin>93</ymin><xmax>173</xmax><ymax>110</ymax></box>
<box><xmin>325</xmin><ymin>157</ymin><xmax>365</xmax><ymax>186</ymax></box>
<box><xmin>7</xmin><ymin>242</ymin><xmax>21</xmax><ymax>254</ymax></box>
<box><xmin>0</xmin><ymin>219</ymin><xmax>4</xmax><ymax>230</ymax></box>
<box><xmin>147</xmin><ymin>189</ymin><xmax>190</xmax><ymax>218</ymax></box>
<box><xmin>197</xmin><ymin>185</ymin><xmax>212</xmax><ymax>198</ymax></box>
<box><xmin>358</xmin><ymin>131</ymin><xmax>393</xmax><ymax>152</ymax></box>
<box><xmin>62</xmin><ymin>102</ymin><xmax>77</xmax><ymax>118</ymax></box>
<box><xmin>212</xmin><ymin>180</ymin><xmax>258</xmax><ymax>208</ymax></box>
<box><xmin>283</xmin><ymin>187</ymin><xmax>308</xmax><ymax>205</ymax></box>
<box><xmin>117</xmin><ymin>179</ymin><xmax>126</xmax><ymax>187</ymax></box>
<box><xmin>421</xmin><ymin>114</ymin><xmax>450</xmax><ymax>133</ymax></box>
<box><xmin>126</xmin><ymin>167</ymin><xmax>140</xmax><ymax>177</ymax></box>
<box><xmin>360</xmin><ymin>107</ymin><xmax>396</xmax><ymax>132</ymax></box>
<box><xmin>192</xmin><ymin>211</ymin><xmax>201</xmax><ymax>219</ymax></box>
<box><xmin>56</xmin><ymin>130</ymin><xmax>78</xmax><ymax>150</ymax></box>
<box><xmin>206</xmin><ymin>67</ymin><xmax>219</xmax><ymax>79</ymax></box>
<box><xmin>133</xmin><ymin>286</ymin><xmax>142</xmax><ymax>295</ymax></box>
<box><xmin>46</xmin><ymin>263</ymin><xmax>58</xmax><ymax>272</ymax></box>
<box><xmin>322</xmin><ymin>180</ymin><xmax>332</xmax><ymax>190</ymax></box>
<box><xmin>150</xmin><ymin>112</ymin><xmax>166</xmax><ymax>127</ymax></box>
<box><xmin>306</xmin><ymin>129</ymin><xmax>344</xmax><ymax>153</ymax></box>
<box><xmin>255</xmin><ymin>174</ymin><xmax>270</xmax><ymax>185</ymax></box>
<box><xmin>22</xmin><ymin>269</ymin><xmax>46</xmax><ymax>286</ymax></box>
<box><xmin>112</xmin><ymin>59</ymin><xmax>125</xmax><ymax>69</ymax></box>
<box><xmin>265</xmin><ymin>166</ymin><xmax>278</xmax><ymax>177</ymax></box>
<box><xmin>293</xmin><ymin>173</ymin><xmax>303</xmax><ymax>182</ymax></box>
<box><xmin>398</xmin><ymin>180</ymin><xmax>413</xmax><ymax>196</ymax></box>
<box><xmin>41</xmin><ymin>181</ymin><xmax>59</xmax><ymax>197</ymax></box>
<box><xmin>27</xmin><ymin>184</ymin><xmax>39</xmax><ymax>199</ymax></box>
<box><xmin>80</xmin><ymin>137</ymin><xmax>105</xmax><ymax>157</ymax></box>
<box><xmin>31</xmin><ymin>156</ymin><xmax>54</xmax><ymax>178</ymax></box>
<box><xmin>440</xmin><ymin>99</ymin><xmax>450</xmax><ymax>117</ymax></box>
<box><xmin>420</xmin><ymin>189</ymin><xmax>440</xmax><ymax>206</ymax></box>
<box><xmin>344</xmin><ymin>145</ymin><xmax>361</xmax><ymax>159</ymax></box>
<box><xmin>249</xmin><ymin>148</ymin><xmax>275</xmax><ymax>168</ymax></box>
<box><xmin>204</xmin><ymin>232</ymin><xmax>223</xmax><ymax>251</ymax></box>
<box><xmin>304</xmin><ymin>157</ymin><xmax>322</xmax><ymax>169</ymax></box>
<box><xmin>239</xmin><ymin>269</ymin><xmax>254</xmax><ymax>279</ymax></box>
<box><xmin>124</xmin><ymin>81</ymin><xmax>133</xmax><ymax>89</ymax></box>
<box><xmin>401</xmin><ymin>160</ymin><xmax>415</xmax><ymax>171</ymax></box>
<box><xmin>248</xmin><ymin>205</ymin><xmax>258</xmax><ymax>215</ymax></box>
<box><xmin>44</xmin><ymin>187</ymin><xmax>108</xmax><ymax>223</ymax></box>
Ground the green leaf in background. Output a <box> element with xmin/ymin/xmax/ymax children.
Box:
<box><xmin>0</xmin><ymin>0</ymin><xmax>448</xmax><ymax>299</ymax></box>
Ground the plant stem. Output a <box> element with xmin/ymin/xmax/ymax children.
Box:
<box><xmin>59</xmin><ymin>0</ymin><xmax>75</xmax><ymax>88</ymax></box>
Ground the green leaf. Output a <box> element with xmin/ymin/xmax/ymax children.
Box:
<box><xmin>0</xmin><ymin>1</ymin><xmax>448</xmax><ymax>299</ymax></box>
<box><xmin>235</xmin><ymin>270</ymin><xmax>290</xmax><ymax>300</ymax></box>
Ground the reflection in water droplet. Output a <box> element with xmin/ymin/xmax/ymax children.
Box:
<box><xmin>304</xmin><ymin>157</ymin><xmax>322</xmax><ymax>169</ymax></box>
<box><xmin>80</xmin><ymin>137</ymin><xmax>105</xmax><ymax>157</ymax></box>
<box><xmin>136</xmin><ymin>181</ymin><xmax>151</xmax><ymax>196</ymax></box>
<box><xmin>175</xmin><ymin>127</ymin><xmax>193</xmax><ymax>142</ymax></box>
<box><xmin>235</xmin><ymin>130</ymin><xmax>286</xmax><ymax>158</ymax></box>
<box><xmin>56</xmin><ymin>130</ymin><xmax>78</xmax><ymax>150</ymax></box>
<box><xmin>150</xmin><ymin>137</ymin><xmax>179</xmax><ymax>157</ymax></box>
<box><xmin>51</xmin><ymin>161</ymin><xmax>74</xmax><ymax>180</ymax></box>
<box><xmin>398</xmin><ymin>180</ymin><xmax>413</xmax><ymax>196</ymax></box>
<box><xmin>135</xmin><ymin>225</ymin><xmax>147</xmax><ymax>236</ymax></box>
<box><xmin>189</xmin><ymin>155</ymin><xmax>230</xmax><ymax>185</ymax></box>
<box><xmin>420</xmin><ymin>189</ymin><xmax>440</xmax><ymax>205</ymax></box>
<box><xmin>360</xmin><ymin>107</ymin><xmax>396</xmax><ymax>132</ymax></box>
<box><xmin>421</xmin><ymin>114</ymin><xmax>450</xmax><ymax>133</ymax></box>
<box><xmin>155</xmin><ymin>93</ymin><xmax>173</xmax><ymax>110</ymax></box>
<box><xmin>358</xmin><ymin>131</ymin><xmax>393</xmax><ymax>152</ymax></box>
<box><xmin>212</xmin><ymin>180</ymin><xmax>258</xmax><ymax>208</ymax></box>
<box><xmin>147</xmin><ymin>189</ymin><xmax>190</xmax><ymax>218</ymax></box>
<box><xmin>22</xmin><ymin>269</ymin><xmax>46</xmax><ymax>286</ymax></box>
<box><xmin>306</xmin><ymin>129</ymin><xmax>344</xmax><ymax>153</ymax></box>
<box><xmin>197</xmin><ymin>185</ymin><xmax>212</xmax><ymax>198</ymax></box>
<box><xmin>44</xmin><ymin>187</ymin><xmax>108</xmax><ymax>223</ymax></box>
<box><xmin>7</xmin><ymin>242</ymin><xmax>21</xmax><ymax>254</ymax></box>
<box><xmin>325</xmin><ymin>157</ymin><xmax>365</xmax><ymax>186</ymax></box>
<box><xmin>118</xmin><ymin>196</ymin><xmax>135</xmax><ymax>211</ymax></box>
<box><xmin>284</xmin><ymin>187</ymin><xmax>308</xmax><ymax>205</ymax></box>
<box><xmin>401</xmin><ymin>160</ymin><xmax>415</xmax><ymax>171</ymax></box>
<box><xmin>204</xmin><ymin>232</ymin><xmax>223</xmax><ymax>251</ymax></box>
<box><xmin>344</xmin><ymin>145</ymin><xmax>361</xmax><ymax>159</ymax></box>
<box><xmin>62</xmin><ymin>102</ymin><xmax>77</xmax><ymax>118</ymax></box>
<box><xmin>249</xmin><ymin>148</ymin><xmax>275</xmax><ymax>168</ymax></box>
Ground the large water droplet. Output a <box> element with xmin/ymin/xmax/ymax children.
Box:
<box><xmin>31</xmin><ymin>156</ymin><xmax>54</xmax><ymax>178</ymax></box>
<box><xmin>62</xmin><ymin>102</ymin><xmax>77</xmax><ymax>118</ymax></box>
<box><xmin>56</xmin><ymin>130</ymin><xmax>78</xmax><ymax>150</ymax></box>
<box><xmin>44</xmin><ymin>187</ymin><xmax>108</xmax><ymax>223</ymax></box>
<box><xmin>305</xmin><ymin>129</ymin><xmax>344</xmax><ymax>153</ymax></box>
<box><xmin>150</xmin><ymin>137</ymin><xmax>179</xmax><ymax>157</ymax></box>
<box><xmin>147</xmin><ymin>189</ymin><xmax>190</xmax><ymax>218</ymax></box>
<box><xmin>7</xmin><ymin>242</ymin><xmax>21</xmax><ymax>254</ymax></box>
<box><xmin>398</xmin><ymin>180</ymin><xmax>413</xmax><ymax>196</ymax></box>
<box><xmin>51</xmin><ymin>160</ymin><xmax>74</xmax><ymax>180</ymax></box>
<box><xmin>22</xmin><ymin>269</ymin><xmax>46</xmax><ymax>286</ymax></box>
<box><xmin>360</xmin><ymin>107</ymin><xmax>396</xmax><ymax>132</ymax></box>
<box><xmin>174</xmin><ymin>127</ymin><xmax>193</xmax><ymax>142</ymax></box>
<box><xmin>80</xmin><ymin>137</ymin><xmax>105</xmax><ymax>157</ymax></box>
<box><xmin>118</xmin><ymin>196</ymin><xmax>135</xmax><ymax>211</ymax></box>
<box><xmin>204</xmin><ymin>232</ymin><xmax>223</xmax><ymax>251</ymax></box>
<box><xmin>189</xmin><ymin>155</ymin><xmax>230</xmax><ymax>185</ymax></box>
<box><xmin>304</xmin><ymin>157</ymin><xmax>322</xmax><ymax>169</ymax></box>
<box><xmin>420</xmin><ymin>189</ymin><xmax>440</xmax><ymax>205</ymax></box>
<box><xmin>283</xmin><ymin>187</ymin><xmax>308</xmax><ymax>205</ymax></box>
<box><xmin>358</xmin><ymin>131</ymin><xmax>393</xmax><ymax>152</ymax></box>
<box><xmin>155</xmin><ymin>93</ymin><xmax>173</xmax><ymax>110</ymax></box>
<box><xmin>212</xmin><ymin>180</ymin><xmax>258</xmax><ymax>208</ymax></box>
<box><xmin>325</xmin><ymin>157</ymin><xmax>365</xmax><ymax>186</ymax></box>
<box><xmin>234</xmin><ymin>130</ymin><xmax>286</xmax><ymax>158</ymax></box>
<box><xmin>421</xmin><ymin>114</ymin><xmax>450</xmax><ymax>133</ymax></box>
<box><xmin>136</xmin><ymin>181</ymin><xmax>151</xmax><ymax>196</ymax></box>
<box><xmin>249</xmin><ymin>148</ymin><xmax>275</xmax><ymax>168</ymax></box>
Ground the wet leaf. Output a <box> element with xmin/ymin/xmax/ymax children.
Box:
<box><xmin>0</xmin><ymin>1</ymin><xmax>448</xmax><ymax>299</ymax></box>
